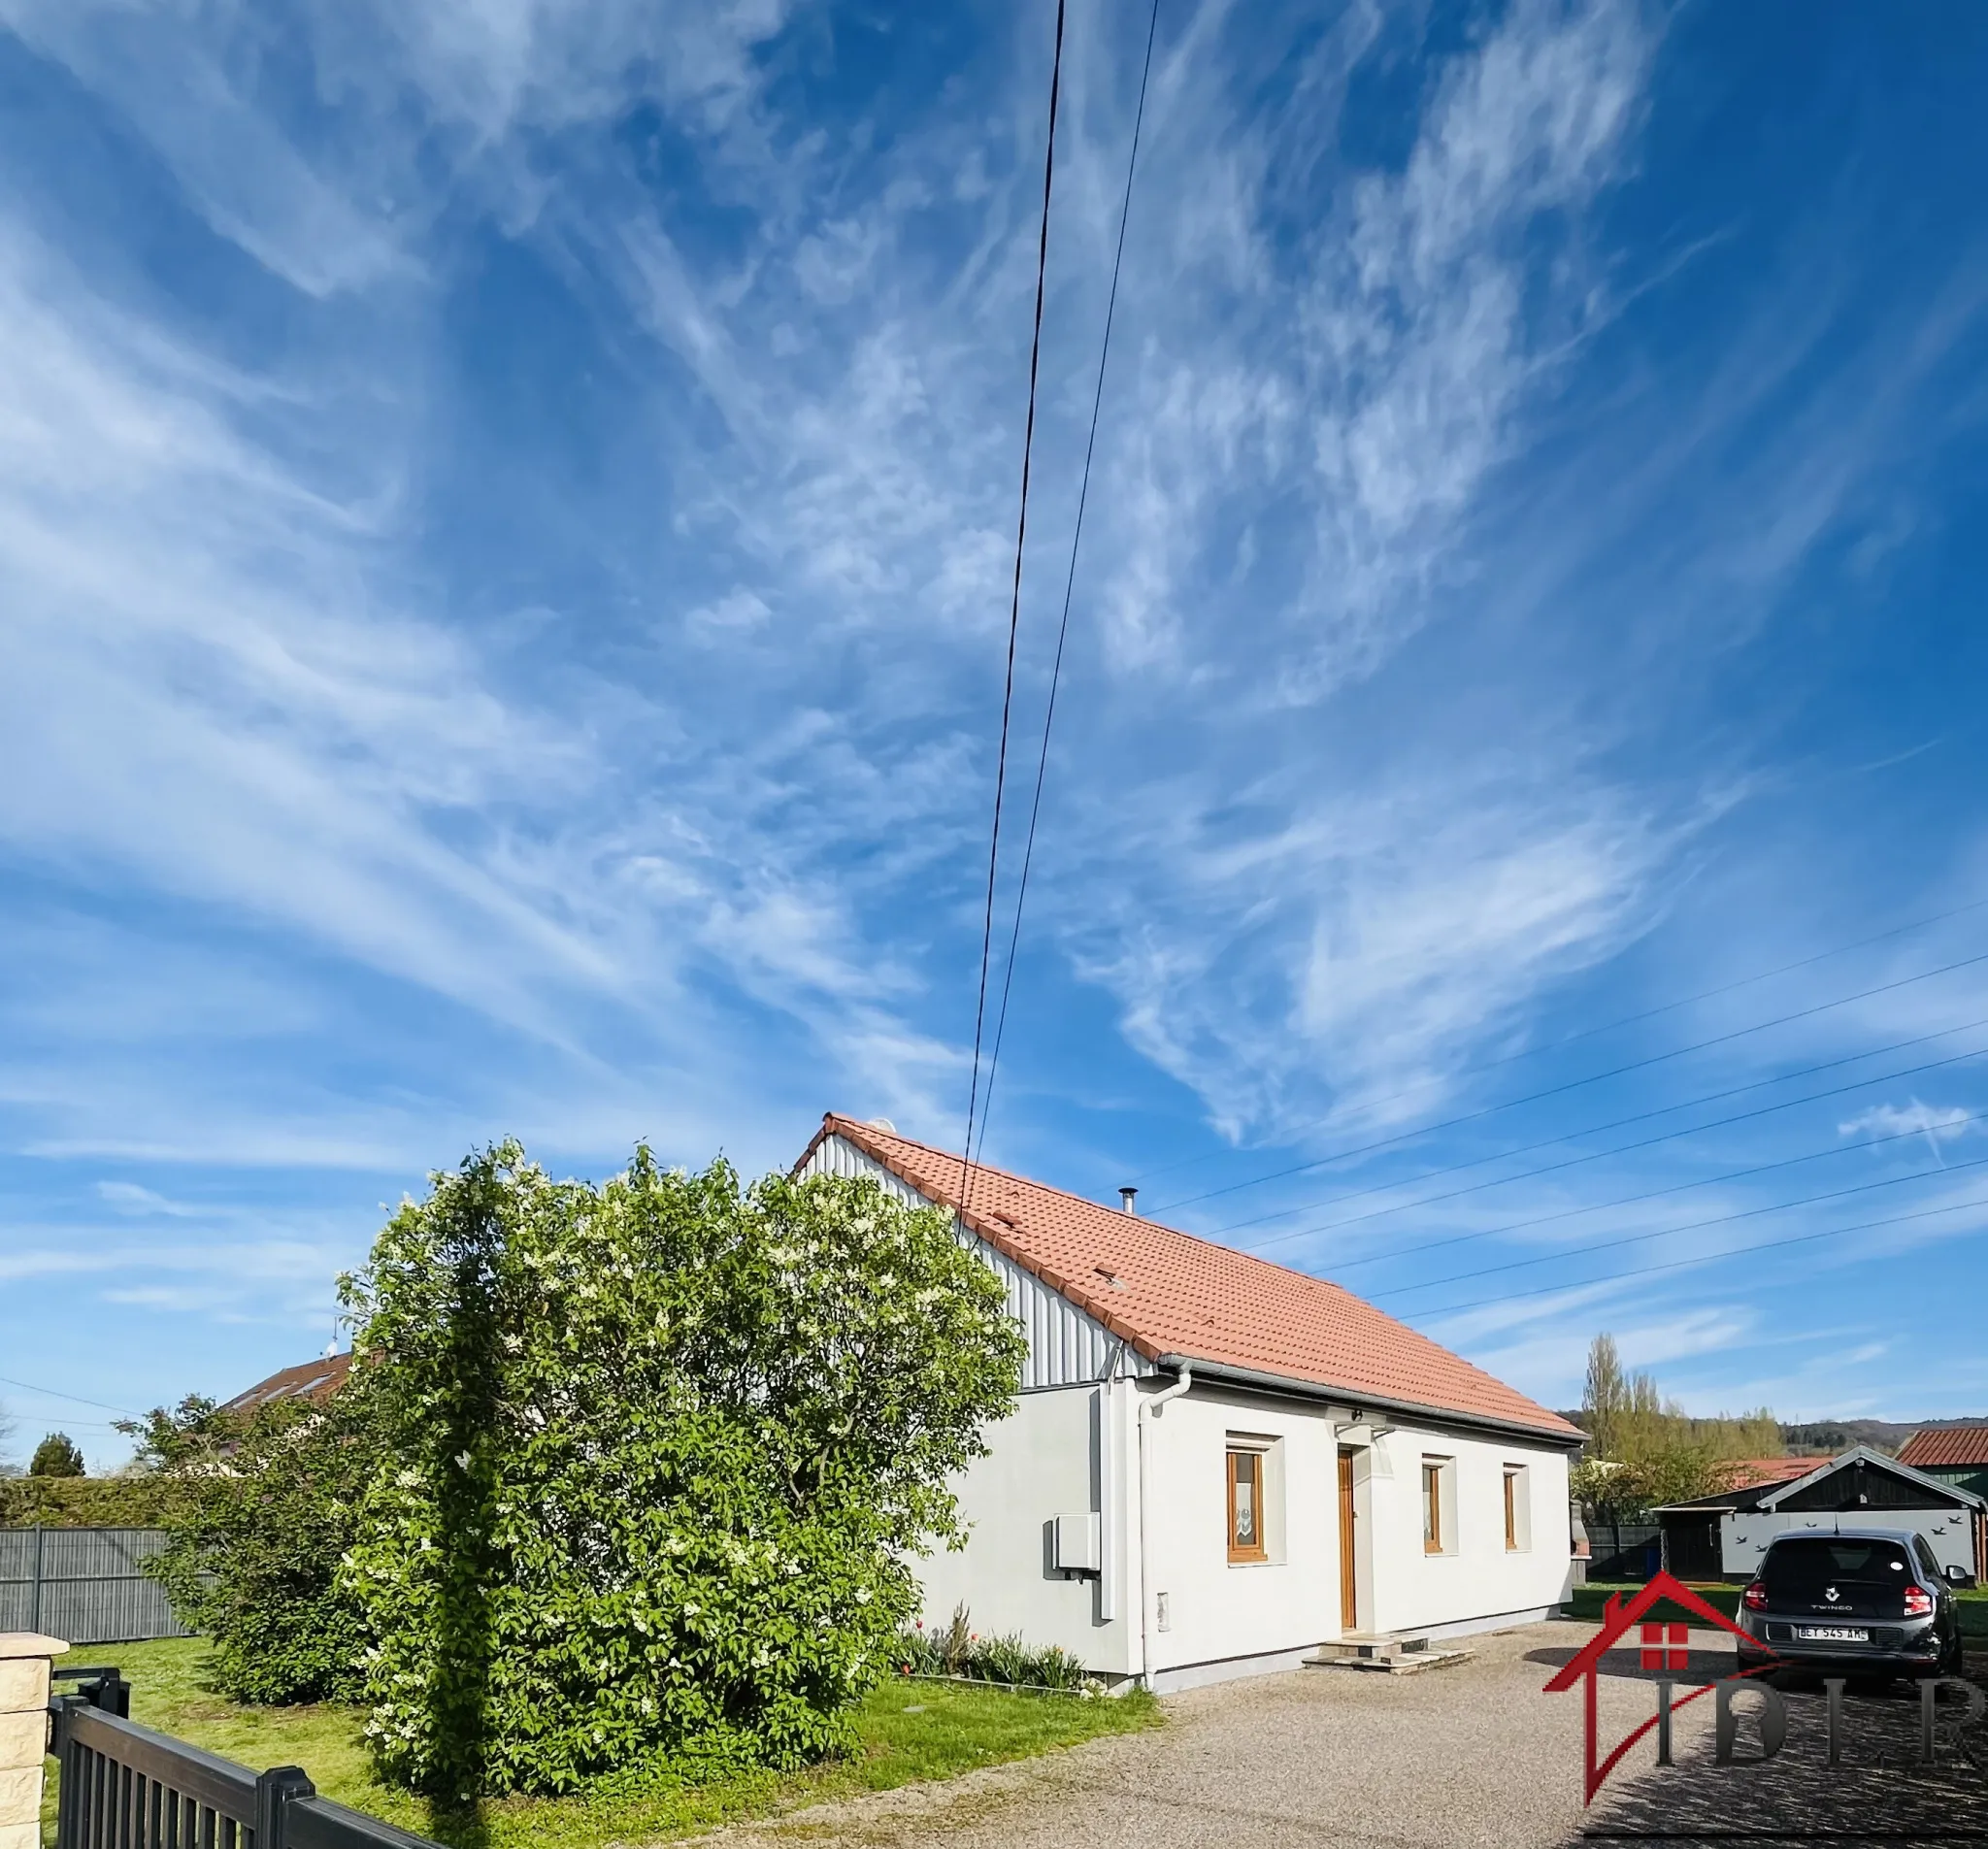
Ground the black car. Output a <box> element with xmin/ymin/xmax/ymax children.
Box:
<box><xmin>1735</xmin><ymin>1527</ymin><xmax>1968</xmax><ymax>1680</ymax></box>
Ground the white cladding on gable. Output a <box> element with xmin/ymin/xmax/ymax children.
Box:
<box><xmin>801</xmin><ymin>1132</ymin><xmax>1153</xmax><ymax>1391</ymax></box>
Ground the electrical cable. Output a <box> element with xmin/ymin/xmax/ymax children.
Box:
<box><xmin>0</xmin><ymin>1372</ymin><xmax>141</xmax><ymax>1418</ymax></box>
<box><xmin>1373</xmin><ymin>1145</ymin><xmax>1988</xmax><ymax>1302</ymax></box>
<box><xmin>1364</xmin><ymin>1105</ymin><xmax>1988</xmax><ymax>1285</ymax></box>
<box><xmin>960</xmin><ymin>0</ymin><xmax>1068</xmax><ymax>1212</ymax></box>
<box><xmin>1129</xmin><ymin>890</ymin><xmax>1988</xmax><ymax>1187</ymax></box>
<box><xmin>1153</xmin><ymin>943</ymin><xmax>1988</xmax><ymax>1212</ymax></box>
<box><xmin>972</xmin><ymin>0</ymin><xmax>1164</xmax><ymax>1165</ymax></box>
<box><xmin>1236</xmin><ymin>1025</ymin><xmax>1988</xmax><ymax>1260</ymax></box>
<box><xmin>1403</xmin><ymin>1189</ymin><xmax>1988</xmax><ymax>1323</ymax></box>
<box><xmin>1220</xmin><ymin>1011</ymin><xmax>1988</xmax><ymax>1238</ymax></box>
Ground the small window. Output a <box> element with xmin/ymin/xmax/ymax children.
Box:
<box><xmin>1422</xmin><ymin>1459</ymin><xmax>1445</xmax><ymax>1554</ymax></box>
<box><xmin>1503</xmin><ymin>1464</ymin><xmax>1530</xmax><ymax>1551</ymax></box>
<box><xmin>1228</xmin><ymin>1446</ymin><xmax>1268</xmax><ymax>1562</ymax></box>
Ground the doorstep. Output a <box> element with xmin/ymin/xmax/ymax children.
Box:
<box><xmin>1305</xmin><ymin>1633</ymin><xmax>1473</xmax><ymax>1674</ymax></box>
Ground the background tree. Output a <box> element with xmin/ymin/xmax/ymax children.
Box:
<box><xmin>1574</xmin><ymin>1331</ymin><xmax>1781</xmax><ymax>1517</ymax></box>
<box><xmin>29</xmin><ymin>1432</ymin><xmax>85</xmax><ymax>1477</ymax></box>
<box><xmin>122</xmin><ymin>1391</ymin><xmax>375</xmax><ymax>1703</ymax></box>
<box><xmin>341</xmin><ymin>1143</ymin><xmax>1027</xmax><ymax>1801</ymax></box>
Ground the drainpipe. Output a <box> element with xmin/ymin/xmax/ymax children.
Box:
<box><xmin>1136</xmin><ymin>1363</ymin><xmax>1193</xmax><ymax>1688</ymax></box>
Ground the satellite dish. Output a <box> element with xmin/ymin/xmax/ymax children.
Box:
<box><xmin>870</xmin><ymin>1117</ymin><xmax>897</xmax><ymax>1133</ymax></box>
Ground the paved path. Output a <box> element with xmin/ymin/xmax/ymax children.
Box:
<box><xmin>711</xmin><ymin>1623</ymin><xmax>1988</xmax><ymax>1849</ymax></box>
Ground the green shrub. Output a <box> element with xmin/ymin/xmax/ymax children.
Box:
<box><xmin>889</xmin><ymin>1608</ymin><xmax>1094</xmax><ymax>1692</ymax></box>
<box><xmin>0</xmin><ymin>1473</ymin><xmax>178</xmax><ymax>1529</ymax></box>
<box><xmin>339</xmin><ymin>1143</ymin><xmax>1025</xmax><ymax>1800</ymax></box>
<box><xmin>120</xmin><ymin>1392</ymin><xmax>376</xmax><ymax>1704</ymax></box>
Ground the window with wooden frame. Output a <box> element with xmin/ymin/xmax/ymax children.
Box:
<box><xmin>1503</xmin><ymin>1463</ymin><xmax>1530</xmax><ymax>1551</ymax></box>
<box><xmin>1421</xmin><ymin>1459</ymin><xmax>1446</xmax><ymax>1554</ymax></box>
<box><xmin>1227</xmin><ymin>1446</ymin><xmax>1268</xmax><ymax>1563</ymax></box>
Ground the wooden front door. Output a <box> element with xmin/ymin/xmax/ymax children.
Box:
<box><xmin>1337</xmin><ymin>1447</ymin><xmax>1358</xmax><ymax>1632</ymax></box>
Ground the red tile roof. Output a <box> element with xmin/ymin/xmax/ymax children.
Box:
<box><xmin>221</xmin><ymin>1352</ymin><xmax>351</xmax><ymax>1417</ymax></box>
<box><xmin>1898</xmin><ymin>1426</ymin><xmax>1988</xmax><ymax>1469</ymax></box>
<box><xmin>804</xmin><ymin>1114</ymin><xmax>1582</xmax><ymax>1443</ymax></box>
<box><xmin>1720</xmin><ymin>1457</ymin><xmax>1818</xmax><ymax>1487</ymax></box>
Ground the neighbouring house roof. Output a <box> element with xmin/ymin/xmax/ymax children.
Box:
<box><xmin>1722</xmin><ymin>1457</ymin><xmax>1819</xmax><ymax>1488</ymax></box>
<box><xmin>801</xmin><ymin>1112</ymin><xmax>1582</xmax><ymax>1445</ymax></box>
<box><xmin>1898</xmin><ymin>1425</ymin><xmax>1988</xmax><ymax>1470</ymax></box>
<box><xmin>221</xmin><ymin>1352</ymin><xmax>351</xmax><ymax>1418</ymax></box>
<box><xmin>1654</xmin><ymin>1443</ymin><xmax>1988</xmax><ymax>1515</ymax></box>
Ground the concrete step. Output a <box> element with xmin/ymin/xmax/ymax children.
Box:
<box><xmin>1305</xmin><ymin>1634</ymin><xmax>1473</xmax><ymax>1675</ymax></box>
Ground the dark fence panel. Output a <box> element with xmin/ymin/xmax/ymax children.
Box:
<box><xmin>50</xmin><ymin>1671</ymin><xmax>442</xmax><ymax>1849</ymax></box>
<box><xmin>0</xmin><ymin>1526</ymin><xmax>192</xmax><ymax>1642</ymax></box>
<box><xmin>1587</xmin><ymin>1519</ymin><xmax>1664</xmax><ymax>1581</ymax></box>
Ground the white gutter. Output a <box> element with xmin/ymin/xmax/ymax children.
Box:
<box><xmin>1135</xmin><ymin>1363</ymin><xmax>1193</xmax><ymax>1687</ymax></box>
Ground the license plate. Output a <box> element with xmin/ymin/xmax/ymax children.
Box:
<box><xmin>1794</xmin><ymin>1626</ymin><xmax>1870</xmax><ymax>1643</ymax></box>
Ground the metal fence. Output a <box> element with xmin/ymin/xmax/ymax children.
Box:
<box><xmin>0</xmin><ymin>1527</ymin><xmax>191</xmax><ymax>1643</ymax></box>
<box><xmin>49</xmin><ymin>1667</ymin><xmax>441</xmax><ymax>1849</ymax></box>
<box><xmin>1587</xmin><ymin>1519</ymin><xmax>1664</xmax><ymax>1582</ymax></box>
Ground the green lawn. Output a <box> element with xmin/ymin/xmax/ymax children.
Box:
<box><xmin>42</xmin><ymin>1640</ymin><xmax>1160</xmax><ymax>1849</ymax></box>
<box><xmin>1570</xmin><ymin>1580</ymin><xmax>1988</xmax><ymax>1638</ymax></box>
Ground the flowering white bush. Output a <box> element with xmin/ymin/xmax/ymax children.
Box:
<box><xmin>338</xmin><ymin>1144</ymin><xmax>1024</xmax><ymax>1799</ymax></box>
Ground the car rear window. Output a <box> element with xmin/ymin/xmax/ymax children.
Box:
<box><xmin>1762</xmin><ymin>1537</ymin><xmax>1912</xmax><ymax>1592</ymax></box>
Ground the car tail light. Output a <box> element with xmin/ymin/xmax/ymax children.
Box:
<box><xmin>1742</xmin><ymin>1581</ymin><xmax>1769</xmax><ymax>1611</ymax></box>
<box><xmin>1903</xmin><ymin>1584</ymin><xmax>1934</xmax><ymax>1618</ymax></box>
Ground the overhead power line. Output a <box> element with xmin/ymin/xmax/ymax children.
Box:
<box><xmin>0</xmin><ymin>1371</ymin><xmax>142</xmax><ymax>1419</ymax></box>
<box><xmin>1405</xmin><ymin>1188</ymin><xmax>1988</xmax><ymax>1324</ymax></box>
<box><xmin>1353</xmin><ymin>1103</ymin><xmax>1988</xmax><ymax>1287</ymax></box>
<box><xmin>1373</xmin><ymin>1144</ymin><xmax>1988</xmax><ymax>1302</ymax></box>
<box><xmin>1154</xmin><ymin>943</ymin><xmax>1988</xmax><ymax>1212</ymax></box>
<box><xmin>973</xmin><ymin>0</ymin><xmax>1163</xmax><ymax>1164</ymax></box>
<box><xmin>1131</xmin><ymin>889</ymin><xmax>1988</xmax><ymax>1187</ymax></box>
<box><xmin>1236</xmin><ymin>1020</ymin><xmax>1988</xmax><ymax>1259</ymax></box>
<box><xmin>961</xmin><ymin>0</ymin><xmax>1069</xmax><ymax>1211</ymax></box>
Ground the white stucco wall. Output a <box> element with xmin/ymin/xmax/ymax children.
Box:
<box><xmin>913</xmin><ymin>1382</ymin><xmax>1140</xmax><ymax>1677</ymax></box>
<box><xmin>1361</xmin><ymin>1423</ymin><xmax>1574</xmax><ymax>1637</ymax></box>
<box><xmin>1136</xmin><ymin>1381</ymin><xmax>1342</xmax><ymax>1678</ymax></box>
<box><xmin>1137</xmin><ymin>1378</ymin><xmax>1574</xmax><ymax>1680</ymax></box>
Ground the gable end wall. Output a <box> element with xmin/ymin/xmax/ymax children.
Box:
<box><xmin>801</xmin><ymin>1133</ymin><xmax>1154</xmax><ymax>1391</ymax></box>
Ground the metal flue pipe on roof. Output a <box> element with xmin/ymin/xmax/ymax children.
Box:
<box><xmin>1119</xmin><ymin>1186</ymin><xmax>1138</xmax><ymax>1214</ymax></box>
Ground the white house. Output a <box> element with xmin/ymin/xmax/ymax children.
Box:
<box><xmin>797</xmin><ymin>1113</ymin><xmax>1585</xmax><ymax>1692</ymax></box>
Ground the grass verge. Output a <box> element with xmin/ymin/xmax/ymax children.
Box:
<box><xmin>42</xmin><ymin>1640</ymin><xmax>1160</xmax><ymax>1849</ymax></box>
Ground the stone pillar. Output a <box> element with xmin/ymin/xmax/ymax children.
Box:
<box><xmin>0</xmin><ymin>1634</ymin><xmax>66</xmax><ymax>1849</ymax></box>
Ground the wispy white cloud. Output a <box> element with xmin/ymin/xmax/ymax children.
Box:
<box><xmin>1839</xmin><ymin>1099</ymin><xmax>1973</xmax><ymax>1141</ymax></box>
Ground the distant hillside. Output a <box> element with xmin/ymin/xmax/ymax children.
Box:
<box><xmin>1554</xmin><ymin>1413</ymin><xmax>1988</xmax><ymax>1458</ymax></box>
<box><xmin>1778</xmin><ymin>1415</ymin><xmax>1988</xmax><ymax>1457</ymax></box>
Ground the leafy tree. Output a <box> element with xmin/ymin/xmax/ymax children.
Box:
<box><xmin>1574</xmin><ymin>1332</ymin><xmax>1782</xmax><ymax>1517</ymax></box>
<box><xmin>121</xmin><ymin>1392</ymin><xmax>375</xmax><ymax>1703</ymax></box>
<box><xmin>29</xmin><ymin>1433</ymin><xmax>85</xmax><ymax>1477</ymax></box>
<box><xmin>340</xmin><ymin>1143</ymin><xmax>1026</xmax><ymax>1801</ymax></box>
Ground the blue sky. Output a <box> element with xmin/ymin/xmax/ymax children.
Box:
<box><xmin>5</xmin><ymin>0</ymin><xmax>1988</xmax><ymax>1467</ymax></box>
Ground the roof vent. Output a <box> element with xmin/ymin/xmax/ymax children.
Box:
<box><xmin>1093</xmin><ymin>1267</ymin><xmax>1126</xmax><ymax>1291</ymax></box>
<box><xmin>869</xmin><ymin>1118</ymin><xmax>897</xmax><ymax>1133</ymax></box>
<box><xmin>1119</xmin><ymin>1186</ymin><xmax>1138</xmax><ymax>1215</ymax></box>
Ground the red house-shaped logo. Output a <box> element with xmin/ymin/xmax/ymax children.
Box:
<box><xmin>1544</xmin><ymin>1571</ymin><xmax>1780</xmax><ymax>1803</ymax></box>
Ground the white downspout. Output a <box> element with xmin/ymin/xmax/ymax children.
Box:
<box><xmin>1136</xmin><ymin>1363</ymin><xmax>1193</xmax><ymax>1689</ymax></box>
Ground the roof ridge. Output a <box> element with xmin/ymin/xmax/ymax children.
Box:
<box><xmin>819</xmin><ymin>1112</ymin><xmax>1576</xmax><ymax>1436</ymax></box>
<box><xmin>824</xmin><ymin>1110</ymin><xmax>1375</xmax><ymax>1304</ymax></box>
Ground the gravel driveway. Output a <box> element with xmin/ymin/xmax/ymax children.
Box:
<box><xmin>712</xmin><ymin>1622</ymin><xmax>1988</xmax><ymax>1849</ymax></box>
